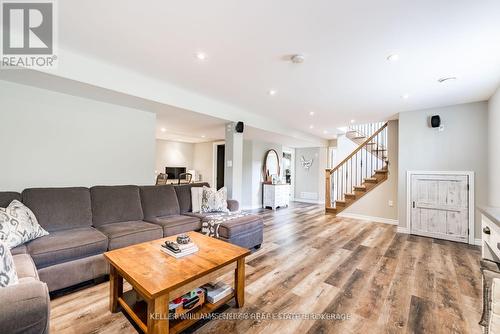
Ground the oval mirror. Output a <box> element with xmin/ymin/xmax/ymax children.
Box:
<box><xmin>264</xmin><ymin>149</ymin><xmax>280</xmax><ymax>181</ymax></box>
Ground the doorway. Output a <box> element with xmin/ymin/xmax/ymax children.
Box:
<box><xmin>282</xmin><ymin>147</ymin><xmax>295</xmax><ymax>201</ymax></box>
<box><xmin>215</xmin><ymin>143</ymin><xmax>225</xmax><ymax>190</ymax></box>
<box><xmin>407</xmin><ymin>171</ymin><xmax>474</xmax><ymax>244</ymax></box>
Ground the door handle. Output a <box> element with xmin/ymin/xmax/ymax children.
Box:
<box><xmin>483</xmin><ymin>226</ymin><xmax>491</xmax><ymax>235</ymax></box>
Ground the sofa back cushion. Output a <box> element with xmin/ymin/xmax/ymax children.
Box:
<box><xmin>174</xmin><ymin>183</ymin><xmax>209</xmax><ymax>213</ymax></box>
<box><xmin>0</xmin><ymin>192</ymin><xmax>21</xmax><ymax>208</ymax></box>
<box><xmin>140</xmin><ymin>185</ymin><xmax>180</xmax><ymax>219</ymax></box>
<box><xmin>22</xmin><ymin>187</ymin><xmax>92</xmax><ymax>232</ymax></box>
<box><xmin>91</xmin><ymin>185</ymin><xmax>143</xmax><ymax>226</ymax></box>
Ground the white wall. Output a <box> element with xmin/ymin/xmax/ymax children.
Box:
<box><xmin>193</xmin><ymin>141</ymin><xmax>215</xmax><ymax>186</ymax></box>
<box><xmin>295</xmin><ymin>147</ymin><xmax>327</xmax><ymax>203</ymax></box>
<box><xmin>241</xmin><ymin>140</ymin><xmax>283</xmax><ymax>209</ymax></box>
<box><xmin>156</xmin><ymin>139</ymin><xmax>194</xmax><ymax>174</ymax></box>
<box><xmin>398</xmin><ymin>102</ymin><xmax>489</xmax><ymax>236</ymax></box>
<box><xmin>489</xmin><ymin>86</ymin><xmax>500</xmax><ymax>206</ymax></box>
<box><xmin>0</xmin><ymin>80</ymin><xmax>156</xmax><ymax>191</ymax></box>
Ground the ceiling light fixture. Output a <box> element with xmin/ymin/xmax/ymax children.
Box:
<box><xmin>309</xmin><ymin>125</ymin><xmax>314</xmax><ymax>129</ymax></box>
<box><xmin>201</xmin><ymin>135</ymin><xmax>206</xmax><ymax>138</ymax></box>
<box><xmin>401</xmin><ymin>94</ymin><xmax>410</xmax><ymax>99</ymax></box>
<box><xmin>309</xmin><ymin>111</ymin><xmax>315</xmax><ymax>116</ymax></box>
<box><xmin>323</xmin><ymin>130</ymin><xmax>328</xmax><ymax>134</ymax></box>
<box><xmin>196</xmin><ymin>52</ymin><xmax>207</xmax><ymax>61</ymax></box>
<box><xmin>268</xmin><ymin>90</ymin><xmax>277</xmax><ymax>96</ymax></box>
<box><xmin>350</xmin><ymin>119</ymin><xmax>356</xmax><ymax>124</ymax></box>
<box><xmin>160</xmin><ymin>128</ymin><xmax>166</xmax><ymax>132</ymax></box>
<box><xmin>438</xmin><ymin>77</ymin><xmax>457</xmax><ymax>83</ymax></box>
<box><xmin>387</xmin><ymin>54</ymin><xmax>400</xmax><ymax>62</ymax></box>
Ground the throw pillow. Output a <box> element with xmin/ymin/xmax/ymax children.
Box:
<box><xmin>201</xmin><ymin>187</ymin><xmax>228</xmax><ymax>213</ymax></box>
<box><xmin>0</xmin><ymin>242</ymin><xmax>18</xmax><ymax>287</ymax></box>
<box><xmin>0</xmin><ymin>200</ymin><xmax>49</xmax><ymax>249</ymax></box>
<box><xmin>191</xmin><ymin>187</ymin><xmax>204</xmax><ymax>213</ymax></box>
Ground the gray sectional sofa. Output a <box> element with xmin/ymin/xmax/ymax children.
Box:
<box><xmin>0</xmin><ymin>183</ymin><xmax>263</xmax><ymax>334</ymax></box>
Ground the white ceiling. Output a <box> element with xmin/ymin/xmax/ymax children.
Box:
<box><xmin>54</xmin><ymin>0</ymin><xmax>500</xmax><ymax>139</ymax></box>
<box><xmin>0</xmin><ymin>70</ymin><xmax>324</xmax><ymax>147</ymax></box>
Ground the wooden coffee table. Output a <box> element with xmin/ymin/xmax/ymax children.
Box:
<box><xmin>103</xmin><ymin>231</ymin><xmax>250</xmax><ymax>334</ymax></box>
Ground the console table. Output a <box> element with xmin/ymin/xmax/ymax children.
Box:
<box><xmin>480</xmin><ymin>206</ymin><xmax>500</xmax><ymax>262</ymax></box>
<box><xmin>263</xmin><ymin>183</ymin><xmax>290</xmax><ymax>210</ymax></box>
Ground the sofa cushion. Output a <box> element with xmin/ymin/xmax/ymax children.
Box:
<box><xmin>27</xmin><ymin>227</ymin><xmax>108</xmax><ymax>269</ymax></box>
<box><xmin>140</xmin><ymin>185</ymin><xmax>180</xmax><ymax>219</ymax></box>
<box><xmin>174</xmin><ymin>183</ymin><xmax>209</xmax><ymax>213</ymax></box>
<box><xmin>91</xmin><ymin>185</ymin><xmax>144</xmax><ymax>226</ymax></box>
<box><xmin>215</xmin><ymin>215</ymin><xmax>263</xmax><ymax>239</ymax></box>
<box><xmin>13</xmin><ymin>254</ymin><xmax>39</xmax><ymax>280</ymax></box>
<box><xmin>10</xmin><ymin>244</ymin><xmax>27</xmax><ymax>255</ymax></box>
<box><xmin>0</xmin><ymin>192</ymin><xmax>21</xmax><ymax>208</ymax></box>
<box><xmin>22</xmin><ymin>187</ymin><xmax>92</xmax><ymax>232</ymax></box>
<box><xmin>96</xmin><ymin>221</ymin><xmax>163</xmax><ymax>250</ymax></box>
<box><xmin>146</xmin><ymin>215</ymin><xmax>201</xmax><ymax>236</ymax></box>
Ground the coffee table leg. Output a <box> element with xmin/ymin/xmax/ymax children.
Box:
<box><xmin>235</xmin><ymin>258</ymin><xmax>245</xmax><ymax>308</ymax></box>
<box><xmin>109</xmin><ymin>266</ymin><xmax>123</xmax><ymax>313</ymax></box>
<box><xmin>147</xmin><ymin>294</ymin><xmax>169</xmax><ymax>334</ymax></box>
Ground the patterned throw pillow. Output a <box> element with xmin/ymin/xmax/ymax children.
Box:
<box><xmin>0</xmin><ymin>200</ymin><xmax>49</xmax><ymax>249</ymax></box>
<box><xmin>201</xmin><ymin>187</ymin><xmax>229</xmax><ymax>213</ymax></box>
<box><xmin>0</xmin><ymin>242</ymin><xmax>18</xmax><ymax>287</ymax></box>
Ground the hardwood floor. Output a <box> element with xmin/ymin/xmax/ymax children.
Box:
<box><xmin>50</xmin><ymin>203</ymin><xmax>483</xmax><ymax>334</ymax></box>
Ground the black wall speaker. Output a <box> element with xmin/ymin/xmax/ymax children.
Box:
<box><xmin>430</xmin><ymin>115</ymin><xmax>441</xmax><ymax>128</ymax></box>
<box><xmin>235</xmin><ymin>121</ymin><xmax>244</xmax><ymax>133</ymax></box>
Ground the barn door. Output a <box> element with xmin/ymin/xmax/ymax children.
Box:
<box><xmin>410</xmin><ymin>174</ymin><xmax>469</xmax><ymax>243</ymax></box>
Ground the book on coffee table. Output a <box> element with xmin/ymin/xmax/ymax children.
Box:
<box><xmin>202</xmin><ymin>282</ymin><xmax>233</xmax><ymax>304</ymax></box>
<box><xmin>161</xmin><ymin>242</ymin><xmax>199</xmax><ymax>258</ymax></box>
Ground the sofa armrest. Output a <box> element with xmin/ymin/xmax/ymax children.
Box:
<box><xmin>0</xmin><ymin>279</ymin><xmax>50</xmax><ymax>334</ymax></box>
<box><xmin>227</xmin><ymin>199</ymin><xmax>239</xmax><ymax>212</ymax></box>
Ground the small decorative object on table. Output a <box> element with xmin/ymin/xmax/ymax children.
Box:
<box><xmin>177</xmin><ymin>234</ymin><xmax>191</xmax><ymax>245</ymax></box>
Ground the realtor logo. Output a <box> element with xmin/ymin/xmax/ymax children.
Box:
<box><xmin>1</xmin><ymin>0</ymin><xmax>57</xmax><ymax>68</ymax></box>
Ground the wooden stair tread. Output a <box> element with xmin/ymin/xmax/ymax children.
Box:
<box><xmin>353</xmin><ymin>136</ymin><xmax>366</xmax><ymax>139</ymax></box>
<box><xmin>375</xmin><ymin>169</ymin><xmax>388</xmax><ymax>173</ymax></box>
<box><xmin>353</xmin><ymin>185</ymin><xmax>367</xmax><ymax>190</ymax></box>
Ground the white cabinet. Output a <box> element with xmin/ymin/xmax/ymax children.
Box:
<box><xmin>263</xmin><ymin>184</ymin><xmax>290</xmax><ymax>210</ymax></box>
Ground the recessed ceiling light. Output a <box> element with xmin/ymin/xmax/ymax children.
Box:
<box><xmin>291</xmin><ymin>54</ymin><xmax>305</xmax><ymax>63</ymax></box>
<box><xmin>196</xmin><ymin>52</ymin><xmax>207</xmax><ymax>61</ymax></box>
<box><xmin>323</xmin><ymin>130</ymin><xmax>328</xmax><ymax>134</ymax></box>
<box><xmin>160</xmin><ymin>128</ymin><xmax>166</xmax><ymax>132</ymax></box>
<box><xmin>268</xmin><ymin>90</ymin><xmax>277</xmax><ymax>96</ymax></box>
<box><xmin>201</xmin><ymin>135</ymin><xmax>206</xmax><ymax>138</ymax></box>
<box><xmin>309</xmin><ymin>125</ymin><xmax>314</xmax><ymax>129</ymax></box>
<box><xmin>350</xmin><ymin>119</ymin><xmax>356</xmax><ymax>124</ymax></box>
<box><xmin>387</xmin><ymin>54</ymin><xmax>400</xmax><ymax>62</ymax></box>
<box><xmin>438</xmin><ymin>77</ymin><xmax>457</xmax><ymax>83</ymax></box>
<box><xmin>309</xmin><ymin>111</ymin><xmax>315</xmax><ymax>116</ymax></box>
<box><xmin>401</xmin><ymin>94</ymin><xmax>410</xmax><ymax>99</ymax></box>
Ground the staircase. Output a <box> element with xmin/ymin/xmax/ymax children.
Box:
<box><xmin>325</xmin><ymin>122</ymin><xmax>389</xmax><ymax>215</ymax></box>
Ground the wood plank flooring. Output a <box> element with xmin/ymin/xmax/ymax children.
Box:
<box><xmin>50</xmin><ymin>203</ymin><xmax>483</xmax><ymax>334</ymax></box>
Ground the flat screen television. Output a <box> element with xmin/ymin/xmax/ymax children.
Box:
<box><xmin>166</xmin><ymin>167</ymin><xmax>186</xmax><ymax>179</ymax></box>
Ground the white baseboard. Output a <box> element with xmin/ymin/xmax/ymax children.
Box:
<box><xmin>397</xmin><ymin>226</ymin><xmax>410</xmax><ymax>234</ymax></box>
<box><xmin>337</xmin><ymin>212</ymin><xmax>398</xmax><ymax>225</ymax></box>
<box><xmin>291</xmin><ymin>198</ymin><xmax>325</xmax><ymax>205</ymax></box>
<box><xmin>474</xmin><ymin>238</ymin><xmax>482</xmax><ymax>246</ymax></box>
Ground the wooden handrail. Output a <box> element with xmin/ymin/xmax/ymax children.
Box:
<box><xmin>327</xmin><ymin>122</ymin><xmax>388</xmax><ymax>175</ymax></box>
